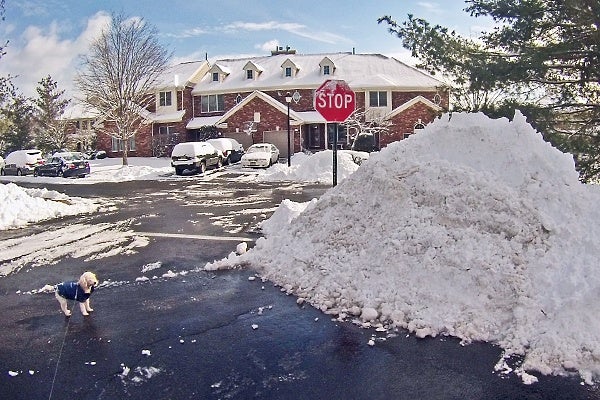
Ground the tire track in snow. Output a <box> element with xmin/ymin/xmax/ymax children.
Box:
<box><xmin>0</xmin><ymin>222</ymin><xmax>149</xmax><ymax>276</ymax></box>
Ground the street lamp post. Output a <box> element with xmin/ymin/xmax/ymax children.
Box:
<box><xmin>285</xmin><ymin>92</ymin><xmax>292</xmax><ymax>167</ymax></box>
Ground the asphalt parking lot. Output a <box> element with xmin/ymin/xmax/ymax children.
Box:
<box><xmin>0</xmin><ymin>176</ymin><xmax>598</xmax><ymax>399</ymax></box>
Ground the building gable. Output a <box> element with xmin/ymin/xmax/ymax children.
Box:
<box><xmin>386</xmin><ymin>95</ymin><xmax>442</xmax><ymax>119</ymax></box>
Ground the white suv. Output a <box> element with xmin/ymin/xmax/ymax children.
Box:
<box><xmin>2</xmin><ymin>149</ymin><xmax>45</xmax><ymax>176</ymax></box>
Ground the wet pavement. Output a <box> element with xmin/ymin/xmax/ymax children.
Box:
<box><xmin>0</xmin><ymin>176</ymin><xmax>598</xmax><ymax>399</ymax></box>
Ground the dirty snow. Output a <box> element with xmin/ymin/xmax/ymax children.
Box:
<box><xmin>206</xmin><ymin>111</ymin><xmax>600</xmax><ymax>385</ymax></box>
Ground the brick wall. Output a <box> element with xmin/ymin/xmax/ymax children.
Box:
<box><xmin>384</xmin><ymin>101</ymin><xmax>441</xmax><ymax>147</ymax></box>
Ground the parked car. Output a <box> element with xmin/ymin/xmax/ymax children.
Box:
<box><xmin>2</xmin><ymin>149</ymin><xmax>45</xmax><ymax>176</ymax></box>
<box><xmin>171</xmin><ymin>142</ymin><xmax>223</xmax><ymax>175</ymax></box>
<box><xmin>34</xmin><ymin>151</ymin><xmax>90</xmax><ymax>178</ymax></box>
<box><xmin>351</xmin><ymin>132</ymin><xmax>379</xmax><ymax>153</ymax></box>
<box><xmin>240</xmin><ymin>143</ymin><xmax>280</xmax><ymax>168</ymax></box>
<box><xmin>84</xmin><ymin>149</ymin><xmax>107</xmax><ymax>159</ymax></box>
<box><xmin>206</xmin><ymin>138</ymin><xmax>245</xmax><ymax>164</ymax></box>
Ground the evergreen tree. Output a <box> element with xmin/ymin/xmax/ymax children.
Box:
<box><xmin>33</xmin><ymin>75</ymin><xmax>71</xmax><ymax>154</ymax></box>
<box><xmin>379</xmin><ymin>0</ymin><xmax>600</xmax><ymax>181</ymax></box>
<box><xmin>0</xmin><ymin>79</ymin><xmax>34</xmax><ymax>154</ymax></box>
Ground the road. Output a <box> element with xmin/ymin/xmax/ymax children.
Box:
<box><xmin>0</xmin><ymin>173</ymin><xmax>598</xmax><ymax>399</ymax></box>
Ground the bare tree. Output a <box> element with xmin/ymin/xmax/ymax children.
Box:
<box><xmin>342</xmin><ymin>108</ymin><xmax>392</xmax><ymax>151</ymax></box>
<box><xmin>75</xmin><ymin>13</ymin><xmax>171</xmax><ymax>165</ymax></box>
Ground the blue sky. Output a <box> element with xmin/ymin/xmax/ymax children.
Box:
<box><xmin>0</xmin><ymin>0</ymin><xmax>491</xmax><ymax>98</ymax></box>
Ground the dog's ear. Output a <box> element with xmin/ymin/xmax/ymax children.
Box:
<box><xmin>78</xmin><ymin>273</ymin><xmax>88</xmax><ymax>288</ymax></box>
<box><xmin>79</xmin><ymin>272</ymin><xmax>97</xmax><ymax>288</ymax></box>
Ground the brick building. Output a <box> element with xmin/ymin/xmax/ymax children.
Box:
<box><xmin>70</xmin><ymin>50</ymin><xmax>448</xmax><ymax>158</ymax></box>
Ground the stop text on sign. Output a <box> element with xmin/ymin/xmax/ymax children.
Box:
<box><xmin>315</xmin><ymin>92</ymin><xmax>354</xmax><ymax>109</ymax></box>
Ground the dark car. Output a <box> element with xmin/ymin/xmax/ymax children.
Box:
<box><xmin>206</xmin><ymin>138</ymin><xmax>245</xmax><ymax>164</ymax></box>
<box><xmin>34</xmin><ymin>152</ymin><xmax>90</xmax><ymax>178</ymax></box>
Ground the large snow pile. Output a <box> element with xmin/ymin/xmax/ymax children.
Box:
<box><xmin>0</xmin><ymin>183</ymin><xmax>102</xmax><ymax>230</ymax></box>
<box><xmin>207</xmin><ymin>111</ymin><xmax>600</xmax><ymax>384</ymax></box>
<box><xmin>259</xmin><ymin>150</ymin><xmax>360</xmax><ymax>184</ymax></box>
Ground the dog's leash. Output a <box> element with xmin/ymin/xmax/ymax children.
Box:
<box><xmin>48</xmin><ymin>298</ymin><xmax>75</xmax><ymax>400</ymax></box>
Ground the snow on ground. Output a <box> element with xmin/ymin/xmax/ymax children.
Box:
<box><xmin>259</xmin><ymin>150</ymin><xmax>360</xmax><ymax>184</ymax></box>
<box><xmin>206</xmin><ymin>111</ymin><xmax>600</xmax><ymax>385</ymax></box>
<box><xmin>0</xmin><ymin>183</ymin><xmax>103</xmax><ymax>230</ymax></box>
<box><xmin>4</xmin><ymin>112</ymin><xmax>600</xmax><ymax>384</ymax></box>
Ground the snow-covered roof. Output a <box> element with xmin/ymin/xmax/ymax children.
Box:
<box><xmin>60</xmin><ymin>103</ymin><xmax>101</xmax><ymax>120</ymax></box>
<box><xmin>154</xmin><ymin>60</ymin><xmax>210</xmax><ymax>90</ymax></box>
<box><xmin>186</xmin><ymin>115</ymin><xmax>226</xmax><ymax>129</ymax></box>
<box><xmin>193</xmin><ymin>53</ymin><xmax>445</xmax><ymax>95</ymax></box>
<box><xmin>143</xmin><ymin>110</ymin><xmax>186</xmax><ymax>124</ymax></box>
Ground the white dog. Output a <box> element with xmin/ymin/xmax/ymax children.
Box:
<box><xmin>54</xmin><ymin>271</ymin><xmax>98</xmax><ymax>317</ymax></box>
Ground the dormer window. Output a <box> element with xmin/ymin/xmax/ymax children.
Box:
<box><xmin>319</xmin><ymin>56</ymin><xmax>336</xmax><ymax>76</ymax></box>
<box><xmin>281</xmin><ymin>58</ymin><xmax>299</xmax><ymax>78</ymax></box>
<box><xmin>208</xmin><ymin>64</ymin><xmax>231</xmax><ymax>83</ymax></box>
<box><xmin>159</xmin><ymin>91</ymin><xmax>172</xmax><ymax>107</ymax></box>
<box><xmin>243</xmin><ymin>61</ymin><xmax>263</xmax><ymax>81</ymax></box>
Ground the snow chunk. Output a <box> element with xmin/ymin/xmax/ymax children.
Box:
<box><xmin>0</xmin><ymin>183</ymin><xmax>102</xmax><ymax>230</ymax></box>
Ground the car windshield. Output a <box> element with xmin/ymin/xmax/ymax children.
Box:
<box><xmin>248</xmin><ymin>146</ymin><xmax>269</xmax><ymax>153</ymax></box>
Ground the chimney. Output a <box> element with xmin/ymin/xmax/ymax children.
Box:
<box><xmin>271</xmin><ymin>45</ymin><xmax>297</xmax><ymax>56</ymax></box>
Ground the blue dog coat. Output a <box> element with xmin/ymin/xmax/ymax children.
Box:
<box><xmin>56</xmin><ymin>281</ymin><xmax>94</xmax><ymax>303</ymax></box>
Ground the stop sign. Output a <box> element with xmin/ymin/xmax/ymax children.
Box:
<box><xmin>314</xmin><ymin>79</ymin><xmax>356</xmax><ymax>123</ymax></box>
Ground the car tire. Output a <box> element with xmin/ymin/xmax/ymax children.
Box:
<box><xmin>16</xmin><ymin>169</ymin><xmax>22</xmax><ymax>176</ymax></box>
<box><xmin>175</xmin><ymin>168</ymin><xmax>184</xmax><ymax>176</ymax></box>
<box><xmin>0</xmin><ymin>168</ymin><xmax>4</xmax><ymax>176</ymax></box>
<box><xmin>33</xmin><ymin>169</ymin><xmax>38</xmax><ymax>177</ymax></box>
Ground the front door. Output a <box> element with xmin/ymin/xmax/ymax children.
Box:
<box><xmin>307</xmin><ymin>124</ymin><xmax>323</xmax><ymax>149</ymax></box>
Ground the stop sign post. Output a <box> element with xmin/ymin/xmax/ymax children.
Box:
<box><xmin>314</xmin><ymin>80</ymin><xmax>356</xmax><ymax>186</ymax></box>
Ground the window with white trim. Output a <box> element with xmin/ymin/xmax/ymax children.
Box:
<box><xmin>323</xmin><ymin>65</ymin><xmax>330</xmax><ymax>75</ymax></box>
<box><xmin>159</xmin><ymin>91</ymin><xmax>172</xmax><ymax>107</ymax></box>
<box><xmin>369</xmin><ymin>91</ymin><xmax>387</xmax><ymax>107</ymax></box>
<box><xmin>111</xmin><ymin>136</ymin><xmax>136</xmax><ymax>152</ymax></box>
<box><xmin>285</xmin><ymin>67</ymin><xmax>292</xmax><ymax>77</ymax></box>
<box><xmin>200</xmin><ymin>94</ymin><xmax>225</xmax><ymax>113</ymax></box>
<box><xmin>246</xmin><ymin>69</ymin><xmax>253</xmax><ymax>80</ymax></box>
<box><xmin>212</xmin><ymin>72</ymin><xmax>219</xmax><ymax>82</ymax></box>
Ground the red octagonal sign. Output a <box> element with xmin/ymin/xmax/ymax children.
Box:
<box><xmin>314</xmin><ymin>79</ymin><xmax>356</xmax><ymax>123</ymax></box>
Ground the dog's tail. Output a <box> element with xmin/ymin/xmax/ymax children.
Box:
<box><xmin>41</xmin><ymin>284</ymin><xmax>56</xmax><ymax>293</ymax></box>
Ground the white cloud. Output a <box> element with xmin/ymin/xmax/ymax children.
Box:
<box><xmin>222</xmin><ymin>20</ymin><xmax>351</xmax><ymax>45</ymax></box>
<box><xmin>165</xmin><ymin>27</ymin><xmax>209</xmax><ymax>39</ymax></box>
<box><xmin>416</xmin><ymin>2</ymin><xmax>444</xmax><ymax>15</ymax></box>
<box><xmin>0</xmin><ymin>12</ymin><xmax>110</xmax><ymax>98</ymax></box>
<box><xmin>223</xmin><ymin>21</ymin><xmax>306</xmax><ymax>32</ymax></box>
<box><xmin>256</xmin><ymin>39</ymin><xmax>280</xmax><ymax>53</ymax></box>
